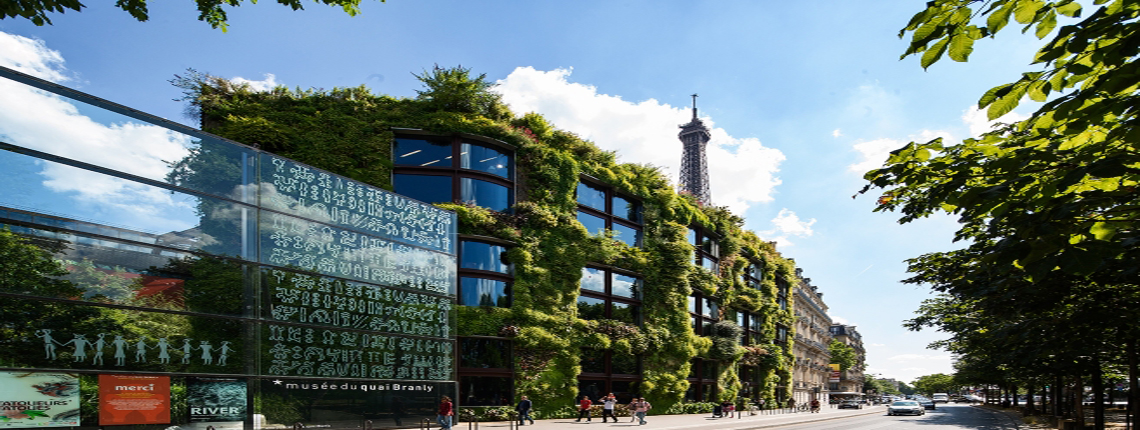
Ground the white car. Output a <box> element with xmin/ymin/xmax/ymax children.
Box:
<box><xmin>932</xmin><ymin>393</ymin><xmax>949</xmax><ymax>403</ymax></box>
<box><xmin>888</xmin><ymin>400</ymin><xmax>925</xmax><ymax>416</ymax></box>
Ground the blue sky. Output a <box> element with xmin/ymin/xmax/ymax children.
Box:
<box><xmin>0</xmin><ymin>1</ymin><xmax>1054</xmax><ymax>384</ymax></box>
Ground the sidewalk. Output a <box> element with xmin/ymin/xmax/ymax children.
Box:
<box><xmin>451</xmin><ymin>405</ymin><xmax>886</xmax><ymax>430</ymax></box>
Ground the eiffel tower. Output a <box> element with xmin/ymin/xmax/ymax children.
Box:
<box><xmin>678</xmin><ymin>94</ymin><xmax>712</xmax><ymax>205</ymax></box>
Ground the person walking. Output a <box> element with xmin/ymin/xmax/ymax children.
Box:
<box><xmin>516</xmin><ymin>395</ymin><xmax>534</xmax><ymax>426</ymax></box>
<box><xmin>810</xmin><ymin>398</ymin><xmax>820</xmax><ymax>413</ymax></box>
<box><xmin>601</xmin><ymin>393</ymin><xmax>617</xmax><ymax>423</ymax></box>
<box><xmin>576</xmin><ymin>395</ymin><xmax>592</xmax><ymax>422</ymax></box>
<box><xmin>628</xmin><ymin>398</ymin><xmax>638</xmax><ymax>422</ymax></box>
<box><xmin>437</xmin><ymin>396</ymin><xmax>454</xmax><ymax>430</ymax></box>
<box><xmin>633</xmin><ymin>397</ymin><xmax>651</xmax><ymax>425</ymax></box>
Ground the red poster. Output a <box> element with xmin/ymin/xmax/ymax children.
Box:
<box><xmin>98</xmin><ymin>375</ymin><xmax>170</xmax><ymax>425</ymax></box>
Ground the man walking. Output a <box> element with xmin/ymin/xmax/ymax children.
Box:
<box><xmin>516</xmin><ymin>395</ymin><xmax>534</xmax><ymax>426</ymax></box>
<box><xmin>576</xmin><ymin>395</ymin><xmax>592</xmax><ymax>422</ymax></box>
<box><xmin>601</xmin><ymin>393</ymin><xmax>617</xmax><ymax>422</ymax></box>
<box><xmin>633</xmin><ymin>397</ymin><xmax>651</xmax><ymax>425</ymax></box>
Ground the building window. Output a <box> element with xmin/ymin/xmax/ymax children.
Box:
<box><xmin>776</xmin><ymin>278</ymin><xmax>789</xmax><ymax>310</ymax></box>
<box><xmin>688</xmin><ymin>226</ymin><xmax>719</xmax><ymax>274</ymax></box>
<box><xmin>776</xmin><ymin>325</ymin><xmax>789</xmax><ymax>344</ymax></box>
<box><xmin>458</xmin><ymin>337</ymin><xmax>513</xmax><ymax>406</ymax></box>
<box><xmin>686</xmin><ymin>359</ymin><xmax>717</xmax><ymax>402</ymax></box>
<box><xmin>393</xmin><ymin>134</ymin><xmax>515</xmax><ymax>212</ymax></box>
<box><xmin>578</xmin><ymin>267</ymin><xmax>642</xmax><ymax>325</ymax></box>
<box><xmin>458</xmin><ymin>237</ymin><xmax>513</xmax><ymax>308</ymax></box>
<box><xmin>743</xmin><ymin>261</ymin><xmax>763</xmax><ymax>290</ymax></box>
<box><xmin>733</xmin><ymin>310</ymin><xmax>763</xmax><ymax>345</ymax></box>
<box><xmin>575</xmin><ymin>180</ymin><xmax>643</xmax><ymax>248</ymax></box>
<box><xmin>689</xmin><ymin>293</ymin><xmax>719</xmax><ymax>335</ymax></box>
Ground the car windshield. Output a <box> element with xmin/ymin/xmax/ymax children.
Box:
<box><xmin>892</xmin><ymin>401</ymin><xmax>919</xmax><ymax>406</ymax></box>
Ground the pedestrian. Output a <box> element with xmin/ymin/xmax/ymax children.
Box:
<box><xmin>788</xmin><ymin>398</ymin><xmax>796</xmax><ymax>411</ymax></box>
<box><xmin>576</xmin><ymin>395</ymin><xmax>592</xmax><ymax>422</ymax></box>
<box><xmin>602</xmin><ymin>393</ymin><xmax>617</xmax><ymax>423</ymax></box>
<box><xmin>810</xmin><ymin>398</ymin><xmax>820</xmax><ymax>413</ymax></box>
<box><xmin>438</xmin><ymin>396</ymin><xmax>454</xmax><ymax>430</ymax></box>
<box><xmin>516</xmin><ymin>395</ymin><xmax>534</xmax><ymax>426</ymax></box>
<box><xmin>725</xmin><ymin>400</ymin><xmax>735</xmax><ymax>418</ymax></box>
<box><xmin>628</xmin><ymin>398</ymin><xmax>638</xmax><ymax>422</ymax></box>
<box><xmin>633</xmin><ymin>397</ymin><xmax>651</xmax><ymax>425</ymax></box>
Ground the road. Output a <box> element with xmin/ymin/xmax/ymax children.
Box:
<box><xmin>768</xmin><ymin>404</ymin><xmax>1021</xmax><ymax>429</ymax></box>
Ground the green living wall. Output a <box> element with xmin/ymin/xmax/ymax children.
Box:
<box><xmin>180</xmin><ymin>68</ymin><xmax>800</xmax><ymax>417</ymax></box>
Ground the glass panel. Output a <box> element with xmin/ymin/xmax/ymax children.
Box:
<box><xmin>263</xmin><ymin>267</ymin><xmax>452</xmax><ymax>338</ymax></box>
<box><xmin>261</xmin><ymin>323</ymin><xmax>453</xmax><ymax>380</ymax></box>
<box><xmin>703</xmin><ymin>298</ymin><xmax>718</xmax><ymax>319</ymax></box>
<box><xmin>0</xmin><ymin>150</ymin><xmax>256</xmax><ymax>259</ymax></box>
<box><xmin>0</xmin><ymin>224</ymin><xmax>249</xmax><ymax>316</ymax></box>
<box><xmin>611</xmin><ymin>380</ymin><xmax>639</xmax><ymax>404</ymax></box>
<box><xmin>751</xmin><ymin>315</ymin><xmax>762</xmax><ymax>332</ymax></box>
<box><xmin>611</xmin><ymin>195</ymin><xmax>642</xmax><ymax>223</ymax></box>
<box><xmin>393</xmin><ymin>173</ymin><xmax>453</xmax><ymax>205</ymax></box>
<box><xmin>0</xmin><ymin>83</ymin><xmax>256</xmax><ymax>203</ymax></box>
<box><xmin>0</xmin><ymin>295</ymin><xmax>246</xmax><ymax>374</ymax></box>
<box><xmin>580</xmin><ymin>267</ymin><xmax>605</xmax><ymax>293</ymax></box>
<box><xmin>460</xmin><ymin>240</ymin><xmax>510</xmax><ymax>274</ymax></box>
<box><xmin>460</xmin><ymin>177</ymin><xmax>512</xmax><ymax>212</ymax></box>
<box><xmin>394</xmin><ymin>137</ymin><xmax>453</xmax><ymax>167</ymax></box>
<box><xmin>459</xmin><ymin>338</ymin><xmax>511</xmax><ymax>369</ymax></box>
<box><xmin>687</xmin><ymin>228</ymin><xmax>697</xmax><ymax>246</ymax></box>
<box><xmin>735</xmin><ymin>311</ymin><xmax>745</xmax><ymax>327</ymax></box>
<box><xmin>778</xmin><ymin>297</ymin><xmax>788</xmax><ymax>310</ymax></box>
<box><xmin>262</xmin><ymin>153</ymin><xmax>457</xmax><ymax>255</ymax></box>
<box><xmin>577</xmin><ymin>295</ymin><xmax>606</xmax><ymax>320</ymax></box>
<box><xmin>459</xmin><ymin>376</ymin><xmax>513</xmax><ymax>406</ymax></box>
<box><xmin>579</xmin><ymin>348</ymin><xmax>605</xmax><ymax>374</ymax></box>
<box><xmin>702</xmin><ymin>362</ymin><xmax>717</xmax><ymax>380</ymax></box>
<box><xmin>611</xmin><ymin>273</ymin><xmax>640</xmax><ymax>299</ymax></box>
<box><xmin>576</xmin><ymin>210</ymin><xmax>607</xmax><ymax>236</ymax></box>
<box><xmin>259</xmin><ymin>378</ymin><xmax>455</xmax><ymax>427</ymax></box>
<box><xmin>612</xmin><ymin>350</ymin><xmax>639</xmax><ymax>375</ymax></box>
<box><xmin>702</xmin><ymin>383</ymin><xmax>715</xmax><ymax>402</ymax></box>
<box><xmin>577</xmin><ymin>379</ymin><xmax>604</xmax><ymax>403</ymax></box>
<box><xmin>684</xmin><ymin>383</ymin><xmax>698</xmax><ymax>402</ymax></box>
<box><xmin>687</xmin><ymin>295</ymin><xmax>697</xmax><ymax>313</ymax></box>
<box><xmin>611</xmin><ymin>222</ymin><xmax>641</xmax><ymax>247</ymax></box>
<box><xmin>701</xmin><ymin>256</ymin><xmax>718</xmax><ymax>273</ymax></box>
<box><xmin>460</xmin><ymin>142</ymin><xmax>511</xmax><ymax>179</ymax></box>
<box><xmin>576</xmin><ymin>182</ymin><xmax>606</xmax><ymax>211</ymax></box>
<box><xmin>611</xmin><ymin>302</ymin><xmax>639</xmax><ymax>325</ymax></box>
<box><xmin>260</xmin><ymin>211</ymin><xmax>457</xmax><ymax>296</ymax></box>
<box><xmin>460</xmin><ymin>277</ymin><xmax>510</xmax><ymax>307</ymax></box>
<box><xmin>702</xmin><ymin>236</ymin><xmax>718</xmax><ymax>256</ymax></box>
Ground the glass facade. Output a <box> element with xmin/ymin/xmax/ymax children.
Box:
<box><xmin>460</xmin><ymin>240</ymin><xmax>510</xmax><ymax>274</ymax></box>
<box><xmin>689</xmin><ymin>227</ymin><xmax>720</xmax><ymax>275</ymax></box>
<box><xmin>393</xmin><ymin>173</ymin><xmax>453</xmax><ymax>204</ymax></box>
<box><xmin>0</xmin><ymin>67</ymin><xmax>457</xmax><ymax>430</ymax></box>
<box><xmin>393</xmin><ymin>134</ymin><xmax>515</xmax><ymax>214</ymax></box>
<box><xmin>575</xmin><ymin>179</ymin><xmax>643</xmax><ymax>248</ymax></box>
<box><xmin>459</xmin><ymin>277</ymin><xmax>510</xmax><ymax>307</ymax></box>
<box><xmin>578</xmin><ymin>267</ymin><xmax>641</xmax><ymax>324</ymax></box>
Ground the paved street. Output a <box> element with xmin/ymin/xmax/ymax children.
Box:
<box><xmin>443</xmin><ymin>404</ymin><xmax>1025</xmax><ymax>430</ymax></box>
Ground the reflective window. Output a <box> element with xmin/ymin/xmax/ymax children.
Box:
<box><xmin>460</xmin><ymin>142</ymin><xmax>511</xmax><ymax>179</ymax></box>
<box><xmin>576</xmin><ymin>210</ymin><xmax>607</xmax><ymax>236</ymax></box>
<box><xmin>611</xmin><ymin>273</ymin><xmax>640</xmax><ymax>299</ymax></box>
<box><xmin>460</xmin><ymin>338</ymin><xmax>511</xmax><ymax>369</ymax></box>
<box><xmin>580</xmin><ymin>267</ymin><xmax>605</xmax><ymax>293</ymax></box>
<box><xmin>611</xmin><ymin>301</ymin><xmax>640</xmax><ymax>325</ymax></box>
<box><xmin>395</xmin><ymin>137</ymin><xmax>453</xmax><ymax>167</ymax></box>
<box><xmin>612</xmin><ymin>195</ymin><xmax>642</xmax><ymax>223</ymax></box>
<box><xmin>460</xmin><ymin>277</ymin><xmax>510</xmax><ymax>307</ymax></box>
<box><xmin>394</xmin><ymin>173</ymin><xmax>453</xmax><ymax>204</ymax></box>
<box><xmin>701</xmin><ymin>256</ymin><xmax>718</xmax><ymax>273</ymax></box>
<box><xmin>577</xmin><ymin>295</ymin><xmax>606</xmax><ymax>320</ymax></box>
<box><xmin>688</xmin><ymin>295</ymin><xmax>697</xmax><ymax>313</ymax></box>
<box><xmin>702</xmin><ymin>299</ymin><xmax>717</xmax><ymax>318</ymax></box>
<box><xmin>576</xmin><ymin>182</ymin><xmax>606</xmax><ymax>211</ymax></box>
<box><xmin>612</xmin><ymin>222</ymin><xmax>641</xmax><ymax>247</ymax></box>
<box><xmin>460</xmin><ymin>241</ymin><xmax>510</xmax><ymax>274</ymax></box>
<box><xmin>459</xmin><ymin>376</ymin><xmax>512</xmax><ymax>406</ymax></box>
<box><xmin>580</xmin><ymin>348</ymin><xmax>606</xmax><ymax>374</ymax></box>
<box><xmin>461</xmin><ymin>178</ymin><xmax>512</xmax><ymax>212</ymax></box>
<box><xmin>687</xmin><ymin>228</ymin><xmax>698</xmax><ymax>246</ymax></box>
<box><xmin>611</xmin><ymin>350</ymin><xmax>639</xmax><ymax>375</ymax></box>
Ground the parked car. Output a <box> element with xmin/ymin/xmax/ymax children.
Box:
<box><xmin>888</xmin><ymin>400</ymin><xmax>925</xmax><ymax>416</ymax></box>
<box><xmin>839</xmin><ymin>400</ymin><xmax>863</xmax><ymax>409</ymax></box>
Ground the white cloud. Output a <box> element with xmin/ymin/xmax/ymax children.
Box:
<box><xmin>0</xmin><ymin>31</ymin><xmax>197</xmax><ymax>233</ymax></box>
<box><xmin>830</xmin><ymin>315</ymin><xmax>849</xmax><ymax>325</ymax></box>
<box><xmin>961</xmin><ymin>105</ymin><xmax>1030</xmax><ymax>138</ymax></box>
<box><xmin>759</xmin><ymin>208</ymin><xmax>816</xmax><ymax>248</ymax></box>
<box><xmin>231</xmin><ymin>73</ymin><xmax>280</xmax><ymax>92</ymax></box>
<box><xmin>848</xmin><ymin>129</ymin><xmax>953</xmax><ymax>176</ymax></box>
<box><xmin>888</xmin><ymin>353</ymin><xmax>952</xmax><ymax>362</ymax></box>
<box><xmin>0</xmin><ymin>32</ymin><xmax>69</xmax><ymax>83</ymax></box>
<box><xmin>832</xmin><ymin>129</ymin><xmax>843</xmax><ymax>138</ymax></box>
<box><xmin>494</xmin><ymin>67</ymin><xmax>784</xmax><ymax>215</ymax></box>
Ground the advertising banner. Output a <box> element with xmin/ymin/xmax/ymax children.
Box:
<box><xmin>187</xmin><ymin>378</ymin><xmax>246</xmax><ymax>422</ymax></box>
<box><xmin>828</xmin><ymin>364</ymin><xmax>841</xmax><ymax>383</ymax></box>
<box><xmin>98</xmin><ymin>374</ymin><xmax>170</xmax><ymax>425</ymax></box>
<box><xmin>0</xmin><ymin>372</ymin><xmax>80</xmax><ymax>428</ymax></box>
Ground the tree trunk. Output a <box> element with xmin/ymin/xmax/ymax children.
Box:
<box><xmin>1027</xmin><ymin>382</ymin><xmax>1037</xmax><ymax>415</ymax></box>
<box><xmin>1075</xmin><ymin>375</ymin><xmax>1085</xmax><ymax>427</ymax></box>
<box><xmin>1093</xmin><ymin>363</ymin><xmax>1105</xmax><ymax>430</ymax></box>
<box><xmin>1130</xmin><ymin>340</ymin><xmax>1139</xmax><ymax>430</ymax></box>
<box><xmin>1013</xmin><ymin>383</ymin><xmax>1020</xmax><ymax>407</ymax></box>
<box><xmin>1055</xmin><ymin>374</ymin><xmax>1064</xmax><ymax>417</ymax></box>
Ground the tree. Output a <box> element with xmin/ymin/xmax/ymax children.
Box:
<box><xmin>413</xmin><ymin>65</ymin><xmax>513</xmax><ymax>120</ymax></box>
<box><xmin>0</xmin><ymin>0</ymin><xmax>368</xmax><ymax>31</ymax></box>
<box><xmin>913</xmin><ymin>373</ymin><xmax>958</xmax><ymax>395</ymax></box>
<box><xmin>862</xmin><ymin>0</ymin><xmax>1140</xmax><ymax>423</ymax></box>
<box><xmin>829</xmin><ymin>339</ymin><xmax>857</xmax><ymax>373</ymax></box>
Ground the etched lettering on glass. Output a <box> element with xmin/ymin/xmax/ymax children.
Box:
<box><xmin>263</xmin><ymin>324</ymin><xmax>452</xmax><ymax>380</ymax></box>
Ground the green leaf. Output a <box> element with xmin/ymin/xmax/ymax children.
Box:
<box><xmin>1028</xmin><ymin>80</ymin><xmax>1049</xmax><ymax>102</ymax></box>
<box><xmin>1014</xmin><ymin>0</ymin><xmax>1044</xmax><ymax>24</ymax></box>
<box><xmin>1090</xmin><ymin>222</ymin><xmax>1117</xmax><ymax>240</ymax></box>
<box><xmin>987</xmin><ymin>82</ymin><xmax>1027</xmax><ymax>120</ymax></box>
<box><xmin>979</xmin><ymin>83</ymin><xmax>1014</xmax><ymax>108</ymax></box>
<box><xmin>987</xmin><ymin>2</ymin><xmax>1014</xmax><ymax>33</ymax></box>
<box><xmin>1056</xmin><ymin>1</ymin><xmax>1082</xmax><ymax>17</ymax></box>
<box><xmin>922</xmin><ymin>38</ymin><xmax>951</xmax><ymax>69</ymax></box>
<box><xmin>949</xmin><ymin>33</ymin><xmax>975</xmax><ymax>62</ymax></box>
<box><xmin>1035</xmin><ymin>10</ymin><xmax>1057</xmax><ymax>39</ymax></box>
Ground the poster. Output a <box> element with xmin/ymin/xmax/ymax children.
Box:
<box><xmin>0</xmin><ymin>372</ymin><xmax>80</xmax><ymax>428</ymax></box>
<box><xmin>98</xmin><ymin>374</ymin><xmax>170</xmax><ymax>425</ymax></box>
<box><xmin>187</xmin><ymin>378</ymin><xmax>246</xmax><ymax>422</ymax></box>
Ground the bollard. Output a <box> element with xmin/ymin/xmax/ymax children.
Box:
<box><xmin>364</xmin><ymin>420</ymin><xmax>372</xmax><ymax>430</ymax></box>
<box><xmin>420</xmin><ymin>418</ymin><xmax>432</xmax><ymax>430</ymax></box>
